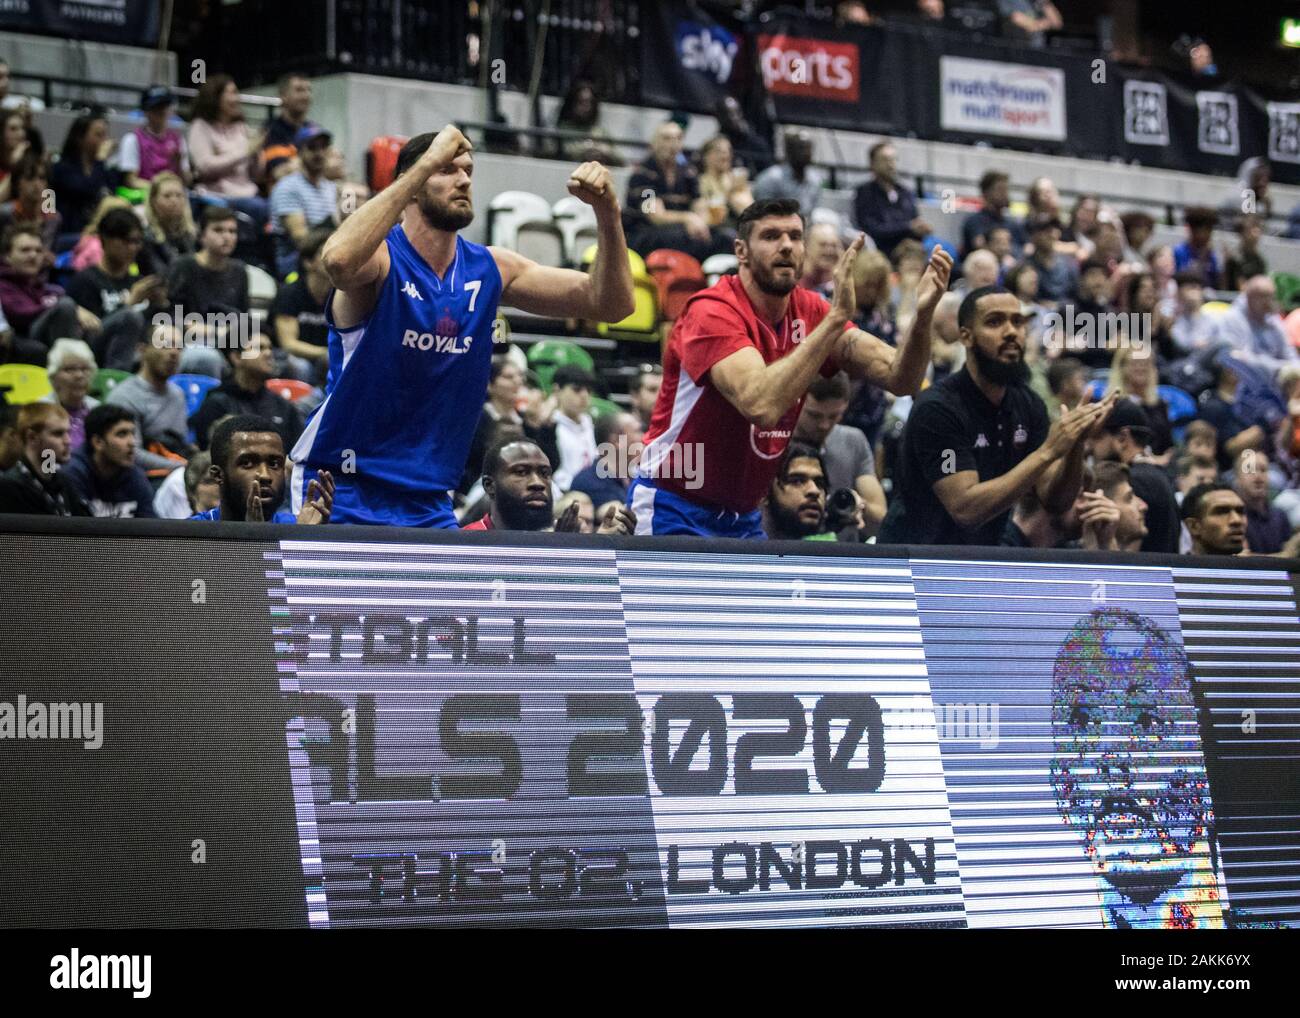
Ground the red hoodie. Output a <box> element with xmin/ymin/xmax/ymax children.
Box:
<box><xmin>0</xmin><ymin>264</ymin><xmax>64</xmax><ymax>334</ymax></box>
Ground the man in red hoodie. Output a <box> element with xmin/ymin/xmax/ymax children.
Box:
<box><xmin>0</xmin><ymin>225</ymin><xmax>99</xmax><ymax>364</ymax></box>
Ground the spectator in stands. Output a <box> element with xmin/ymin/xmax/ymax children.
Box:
<box><xmin>854</xmin><ymin>140</ymin><xmax>929</xmax><ymax>258</ymax></box>
<box><xmin>463</xmin><ymin>435</ymin><xmax>633</xmax><ymax>533</ymax></box>
<box><xmin>792</xmin><ymin>371</ymin><xmax>887</xmax><ymax>536</ymax></box>
<box><xmin>630</xmin><ymin>363</ymin><xmax>662</xmax><ymax>429</ymax></box>
<box><xmin>835</xmin><ymin>1</ymin><xmax>877</xmax><ymax>25</ymax></box>
<box><xmin>1175</xmin><ymin>453</ymin><xmax>1219</xmax><ymax>501</ymax></box>
<box><xmin>49</xmin><ymin>111</ymin><xmax>116</xmax><ymax>243</ymax></box>
<box><xmin>878</xmin><ymin>286</ymin><xmax>1113</xmax><ymax>546</ymax></box>
<box><xmin>40</xmin><ymin>338</ymin><xmax>99</xmax><ymax>453</ymax></box>
<box><xmin>0</xmin><ymin>109</ymin><xmax>30</xmax><ymax>205</ymax></box>
<box><xmin>1025</xmin><ymin>214</ymin><xmax>1077</xmax><ymax>304</ymax></box>
<box><xmin>1125</xmin><ymin>271</ymin><xmax>1177</xmax><ymax>364</ymax></box>
<box><xmin>1091</xmin><ymin>399</ymin><xmax>1181</xmax><ymax>553</ymax></box>
<box><xmin>1007</xmin><ymin>261</ymin><xmax>1041</xmax><ymax>310</ymax></box>
<box><xmin>851</xmin><ymin>248</ymin><xmax>898</xmax><ymax>346</ymax></box>
<box><xmin>987</xmin><ymin>226</ymin><xmax>1016</xmax><ymax>276</ymax></box>
<box><xmin>1184</xmin><ymin>37</ymin><xmax>1218</xmax><ymax>77</ymax></box>
<box><xmin>1233</xmin><ymin>448</ymin><xmax>1291</xmax><ymax>554</ymax></box>
<box><xmin>1170</xmin><ymin>271</ymin><xmax>1217</xmax><ymax>355</ymax></box>
<box><xmin>916</xmin><ymin>0</ymin><xmax>946</xmax><ymax>21</ymax></box>
<box><xmin>570</xmin><ymin>410</ymin><xmax>643</xmax><ymax>509</ymax></box>
<box><xmin>0</xmin><ymin>402</ymin><xmax>19</xmax><ymax>469</ymax></box>
<box><xmin>0</xmin><ymin>60</ymin><xmax>44</xmax><ymax>113</ymax></box>
<box><xmin>1173</xmin><ymin>207</ymin><xmax>1222</xmax><ymax>288</ymax></box>
<box><xmin>1063</xmin><ymin>259</ymin><xmax>1117</xmax><ymax>370</ymax></box>
<box><xmin>59</xmin><ymin>403</ymin><xmax>155</xmax><ymax>518</ymax></box>
<box><xmin>799</xmin><ymin>222</ymin><xmax>844</xmax><ymax>300</ymax></box>
<box><xmin>1224</xmin><ymin>213</ymin><xmax>1268</xmax><ymax>292</ymax></box>
<box><xmin>270</xmin><ymin>125</ymin><xmax>338</xmax><ymax>278</ymax></box>
<box><xmin>189</xmin><ymin>74</ymin><xmax>267</xmax><ymax>228</ymax></box>
<box><xmin>140</xmin><ymin>172</ymin><xmax>197</xmax><ymax>275</ymax></box>
<box><xmin>0</xmin><ymin>403</ymin><xmax>87</xmax><ymax>515</ymax></box>
<box><xmin>1047</xmin><ymin>357</ymin><xmax>1088</xmax><ymax>417</ymax></box>
<box><xmin>1221</xmin><ymin>157</ymin><xmax>1272</xmax><ymax>231</ymax></box>
<box><xmin>0</xmin><ymin>225</ymin><xmax>93</xmax><ymax>361</ymax></box>
<box><xmin>1148</xmin><ymin>244</ymin><xmax>1177</xmax><ymax>305</ymax></box>
<box><xmin>696</xmin><ymin>135</ymin><xmax>753</xmax><ymax>230</ymax></box>
<box><xmin>1182</xmin><ymin>482</ymin><xmax>1246</xmax><ymax>556</ymax></box>
<box><xmin>271</xmin><ymin>225</ymin><xmax>332</xmax><ymax>383</ymax></box>
<box><xmin>259</xmin><ymin>73</ymin><xmax>319</xmax><ymax>185</ymax></box>
<box><xmin>191</xmin><ymin>413</ymin><xmax>332</xmax><ymax>524</ymax></box>
<box><xmin>1003</xmin><ymin>476</ymin><xmax>1121</xmax><ymax>551</ymax></box>
<box><xmin>1119</xmin><ymin>211</ymin><xmax>1155</xmax><ymax>265</ymax></box>
<box><xmin>0</xmin><ymin>154</ymin><xmax>60</xmax><ymax>255</ymax></box>
<box><xmin>1026</xmin><ymin>176</ymin><xmax>1062</xmax><ymax>225</ymax></box>
<box><xmin>550</xmin><ymin>365</ymin><xmax>598</xmax><ymax>490</ymax></box>
<box><xmin>153</xmin><ymin>449</ymin><xmax>220</xmax><ymax>519</ymax></box>
<box><xmin>959</xmin><ymin>249</ymin><xmax>1001</xmax><ymax>294</ymax></box>
<box><xmin>117</xmin><ymin>86</ymin><xmax>190</xmax><ymax>191</ymax></box>
<box><xmin>1091</xmin><ymin>210</ymin><xmax>1128</xmax><ymax>276</ymax></box>
<box><xmin>1198</xmin><ymin>354</ymin><xmax>1265</xmax><ymax>471</ymax></box>
<box><xmin>166</xmin><ymin>205</ymin><xmax>250</xmax><ymax>319</ymax></box>
<box><xmin>761</xmin><ymin>442</ymin><xmax>829</xmax><ymax>541</ymax></box>
<box><xmin>105</xmin><ymin>325</ymin><xmax>194</xmax><ymax>470</ymax></box>
<box><xmin>1108</xmin><ymin>345</ymin><xmax>1173</xmax><ymax>457</ymax></box>
<box><xmin>622</xmin><ymin>120</ymin><xmax>732</xmax><ymax>262</ymax></box>
<box><xmin>67</xmin><ymin>195</ymin><xmax>134</xmax><ymax>274</ymax></box>
<box><xmin>554</xmin><ymin>79</ymin><xmax>623</xmax><ymax>167</ymax></box>
<box><xmin>997</xmin><ymin>0</ymin><xmax>1062</xmax><ymax>47</ymax></box>
<box><xmin>1214</xmin><ymin>274</ymin><xmax>1296</xmax><ymax>374</ymax></box>
<box><xmin>714</xmin><ymin>95</ymin><xmax>773</xmax><ymax>174</ymax></box>
<box><xmin>1092</xmin><ymin>459</ymin><xmax>1148</xmax><ymax>553</ymax></box>
<box><xmin>188</xmin><ymin>332</ymin><xmax>302</xmax><ymax>453</ymax></box>
<box><xmin>962</xmin><ymin>171</ymin><xmax>1022</xmax><ymax>258</ymax></box>
<box><xmin>1062</xmin><ymin>194</ymin><xmax>1099</xmax><ymax>259</ymax></box>
<box><xmin>1183</xmin><ymin>418</ymin><xmax>1219</xmax><ymax>469</ymax></box>
<box><xmin>751</xmin><ymin>128</ymin><xmax>826</xmax><ymax>217</ymax></box>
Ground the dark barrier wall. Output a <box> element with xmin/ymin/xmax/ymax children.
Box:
<box><xmin>642</xmin><ymin>3</ymin><xmax>1300</xmax><ymax>185</ymax></box>
<box><xmin>1</xmin><ymin>518</ymin><xmax>1298</xmax><ymax>929</ymax></box>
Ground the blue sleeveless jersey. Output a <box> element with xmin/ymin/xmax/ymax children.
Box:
<box><xmin>291</xmin><ymin>226</ymin><xmax>502</xmax><ymax>526</ymax></box>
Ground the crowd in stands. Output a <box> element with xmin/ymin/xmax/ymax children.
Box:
<box><xmin>0</xmin><ymin>55</ymin><xmax>1298</xmax><ymax>558</ymax></box>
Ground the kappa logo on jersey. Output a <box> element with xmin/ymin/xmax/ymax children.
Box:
<box><xmin>401</xmin><ymin>310</ymin><xmax>474</xmax><ymax>354</ymax></box>
<box><xmin>975</xmin><ymin>433</ymin><xmax>989</xmax><ymax>449</ymax></box>
<box><xmin>1013</xmin><ymin>425</ymin><xmax>1028</xmax><ymax>446</ymax></box>
<box><xmin>401</xmin><ymin>280</ymin><xmax>424</xmax><ymax>301</ymax></box>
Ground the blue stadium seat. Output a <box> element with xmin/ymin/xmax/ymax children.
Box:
<box><xmin>173</xmin><ymin>373</ymin><xmax>221</xmax><ymax>419</ymax></box>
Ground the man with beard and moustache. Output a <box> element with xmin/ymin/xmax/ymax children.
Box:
<box><xmin>191</xmin><ymin>414</ymin><xmax>333</xmax><ymax>524</ymax></box>
<box><xmin>462</xmin><ymin>436</ymin><xmax>635</xmax><ymax>534</ymax></box>
<box><xmin>1181</xmin><ymin>482</ymin><xmax>1248</xmax><ymax>556</ymax></box>
<box><xmin>295</xmin><ymin>124</ymin><xmax>634</xmax><ymax>527</ymax></box>
<box><xmin>879</xmin><ymin>286</ymin><xmax>1118</xmax><ymax>546</ymax></box>
<box><xmin>630</xmin><ymin>197</ymin><xmax>952</xmax><ymax>537</ymax></box>
<box><xmin>760</xmin><ymin>442</ymin><xmax>830</xmax><ymax>541</ymax></box>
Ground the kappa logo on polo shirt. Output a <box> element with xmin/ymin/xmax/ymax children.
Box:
<box><xmin>1013</xmin><ymin>425</ymin><xmax>1028</xmax><ymax>446</ymax></box>
<box><xmin>974</xmin><ymin>433</ymin><xmax>989</xmax><ymax>449</ymax></box>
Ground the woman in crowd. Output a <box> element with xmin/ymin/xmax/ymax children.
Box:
<box><xmin>554</xmin><ymin>80</ymin><xmax>623</xmax><ymax>166</ymax></box>
<box><xmin>142</xmin><ymin>171</ymin><xmax>197</xmax><ymax>274</ymax></box>
<box><xmin>68</xmin><ymin>195</ymin><xmax>135</xmax><ymax>272</ymax></box>
<box><xmin>1147</xmin><ymin>244</ymin><xmax>1178</xmax><ymax>311</ymax></box>
<box><xmin>460</xmin><ymin>355</ymin><xmax>527</xmax><ymax>495</ymax></box>
<box><xmin>696</xmin><ymin>135</ymin><xmax>754</xmax><ymax>230</ymax></box>
<box><xmin>0</xmin><ymin>108</ymin><xmax>31</xmax><ymax>204</ymax></box>
<box><xmin>1061</xmin><ymin>192</ymin><xmax>1099</xmax><ymax>259</ymax></box>
<box><xmin>1125</xmin><ymin>271</ymin><xmax>1179</xmax><ymax>365</ymax></box>
<box><xmin>188</xmin><ymin>74</ymin><xmax>267</xmax><ymax>226</ymax></box>
<box><xmin>50</xmin><ymin>111</ymin><xmax>115</xmax><ymax>246</ymax></box>
<box><xmin>0</xmin><ymin>153</ymin><xmax>61</xmax><ymax>256</ymax></box>
<box><xmin>1108</xmin><ymin>343</ymin><xmax>1174</xmax><ymax>458</ymax></box>
<box><xmin>39</xmin><ymin>338</ymin><xmax>99</xmax><ymax>453</ymax></box>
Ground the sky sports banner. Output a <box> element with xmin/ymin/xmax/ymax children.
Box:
<box><xmin>268</xmin><ymin>539</ymin><xmax>1300</xmax><ymax>929</ymax></box>
<box><xmin>0</xmin><ymin>0</ymin><xmax>160</xmax><ymax>45</ymax></box>
<box><xmin>639</xmin><ymin>1</ymin><xmax>1300</xmax><ymax>184</ymax></box>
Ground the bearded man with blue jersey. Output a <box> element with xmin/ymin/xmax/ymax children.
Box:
<box><xmin>292</xmin><ymin>124</ymin><xmax>634</xmax><ymax>526</ymax></box>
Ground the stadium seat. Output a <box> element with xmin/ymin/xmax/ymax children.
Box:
<box><xmin>580</xmin><ymin>245</ymin><xmax>658</xmax><ymax>338</ymax></box>
<box><xmin>527</xmin><ymin>339</ymin><xmax>595</xmax><ymax>392</ymax></box>
<box><xmin>701</xmin><ymin>253</ymin><xmax>738</xmax><ymax>285</ymax></box>
<box><xmin>89</xmin><ymin>368</ymin><xmax>131</xmax><ymax>400</ymax></box>
<box><xmin>247</xmin><ymin>263</ymin><xmax>278</xmax><ymax>310</ymax></box>
<box><xmin>172</xmin><ymin>373</ymin><xmax>221</xmax><ymax>419</ymax></box>
<box><xmin>366</xmin><ymin>135</ymin><xmax>408</xmax><ymax>193</ymax></box>
<box><xmin>489</xmin><ymin>191</ymin><xmax>564</xmax><ymax>267</ymax></box>
<box><xmin>645</xmin><ymin>249</ymin><xmax>706</xmax><ymax>321</ymax></box>
<box><xmin>589</xmin><ymin>395</ymin><xmax>622</xmax><ymax>421</ymax></box>
<box><xmin>1274</xmin><ymin>272</ymin><xmax>1300</xmax><ymax>311</ymax></box>
<box><xmin>0</xmin><ymin>363</ymin><xmax>53</xmax><ymax>404</ymax></box>
<box><xmin>266</xmin><ymin>378</ymin><xmax>315</xmax><ymax>403</ymax></box>
<box><xmin>551</xmin><ymin>196</ymin><xmax>599</xmax><ymax>267</ymax></box>
<box><xmin>1158</xmin><ymin>384</ymin><xmax>1197</xmax><ymax>424</ymax></box>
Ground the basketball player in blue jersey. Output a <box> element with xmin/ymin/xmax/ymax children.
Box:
<box><xmin>291</xmin><ymin>124</ymin><xmax>635</xmax><ymax>526</ymax></box>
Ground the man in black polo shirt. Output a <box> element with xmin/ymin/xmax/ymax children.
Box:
<box><xmin>878</xmin><ymin>286</ymin><xmax>1115</xmax><ymax>546</ymax></box>
<box><xmin>1089</xmin><ymin>399</ymin><xmax>1181</xmax><ymax>554</ymax></box>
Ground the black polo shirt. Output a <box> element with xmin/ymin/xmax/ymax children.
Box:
<box><xmin>878</xmin><ymin>368</ymin><xmax>1049</xmax><ymax>546</ymax></box>
<box><xmin>622</xmin><ymin>155</ymin><xmax>700</xmax><ymax>233</ymax></box>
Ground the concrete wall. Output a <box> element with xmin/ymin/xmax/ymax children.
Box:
<box><xmin>0</xmin><ymin>31</ymin><xmax>176</xmax><ymax>109</ymax></box>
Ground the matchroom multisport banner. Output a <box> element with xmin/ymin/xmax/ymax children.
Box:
<box><xmin>267</xmin><ymin>540</ymin><xmax>1300</xmax><ymax>930</ymax></box>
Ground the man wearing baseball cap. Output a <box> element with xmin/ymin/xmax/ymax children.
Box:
<box><xmin>117</xmin><ymin>85</ymin><xmax>189</xmax><ymax>190</ymax></box>
<box><xmin>270</xmin><ymin>123</ymin><xmax>338</xmax><ymax>277</ymax></box>
<box><xmin>1089</xmin><ymin>398</ymin><xmax>1182</xmax><ymax>554</ymax></box>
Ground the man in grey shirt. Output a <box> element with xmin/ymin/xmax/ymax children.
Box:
<box><xmin>751</xmin><ymin>128</ymin><xmax>826</xmax><ymax>217</ymax></box>
<box><xmin>793</xmin><ymin>371</ymin><xmax>887</xmax><ymax>536</ymax></box>
<box><xmin>106</xmin><ymin>326</ymin><xmax>195</xmax><ymax>471</ymax></box>
<box><xmin>998</xmin><ymin>0</ymin><xmax>1062</xmax><ymax>47</ymax></box>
